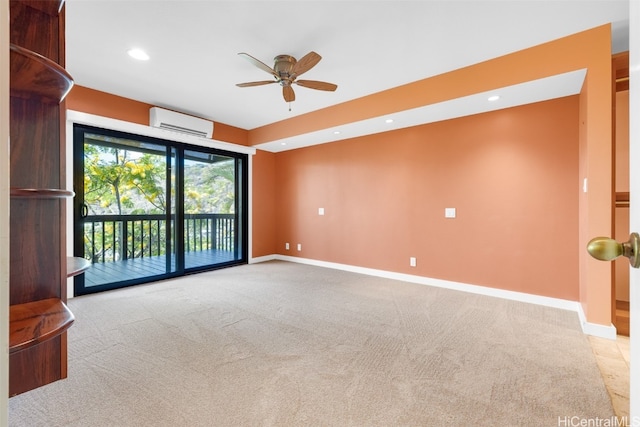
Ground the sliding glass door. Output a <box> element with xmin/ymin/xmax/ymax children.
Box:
<box><xmin>183</xmin><ymin>149</ymin><xmax>241</xmax><ymax>270</ymax></box>
<box><xmin>73</xmin><ymin>125</ymin><xmax>247</xmax><ymax>295</ymax></box>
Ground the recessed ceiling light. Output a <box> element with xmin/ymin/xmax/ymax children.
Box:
<box><xmin>488</xmin><ymin>95</ymin><xmax>500</xmax><ymax>102</ymax></box>
<box><xmin>128</xmin><ymin>48</ymin><xmax>150</xmax><ymax>61</ymax></box>
<box><xmin>385</xmin><ymin>119</ymin><xmax>394</xmax><ymax>123</ymax></box>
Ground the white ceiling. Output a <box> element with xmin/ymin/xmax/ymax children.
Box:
<box><xmin>65</xmin><ymin>0</ymin><xmax>630</xmax><ymax>151</ymax></box>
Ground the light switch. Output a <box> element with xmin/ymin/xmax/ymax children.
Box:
<box><xmin>445</xmin><ymin>208</ymin><xmax>456</xmax><ymax>218</ymax></box>
<box><xmin>318</xmin><ymin>207</ymin><xmax>325</xmax><ymax>215</ymax></box>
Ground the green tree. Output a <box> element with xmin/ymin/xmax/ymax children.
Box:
<box><xmin>84</xmin><ymin>143</ymin><xmax>166</xmax><ymax>215</ymax></box>
<box><xmin>183</xmin><ymin>159</ymin><xmax>235</xmax><ymax>214</ymax></box>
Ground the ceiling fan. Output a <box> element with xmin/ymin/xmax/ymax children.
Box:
<box><xmin>236</xmin><ymin>51</ymin><xmax>338</xmax><ymax>104</ymax></box>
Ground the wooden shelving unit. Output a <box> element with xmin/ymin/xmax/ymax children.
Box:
<box><xmin>9</xmin><ymin>43</ymin><xmax>73</xmax><ymax>102</ymax></box>
<box><xmin>9</xmin><ymin>0</ymin><xmax>76</xmax><ymax>397</ymax></box>
<box><xmin>9</xmin><ymin>299</ymin><xmax>74</xmax><ymax>354</ymax></box>
<box><xmin>67</xmin><ymin>257</ymin><xmax>91</xmax><ymax>278</ymax></box>
<box><xmin>10</xmin><ymin>188</ymin><xmax>74</xmax><ymax>198</ymax></box>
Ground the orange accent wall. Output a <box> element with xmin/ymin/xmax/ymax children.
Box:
<box><xmin>274</xmin><ymin>97</ymin><xmax>580</xmax><ymax>300</ymax></box>
<box><xmin>254</xmin><ymin>25</ymin><xmax>613</xmax><ymax>327</ymax></box>
<box><xmin>251</xmin><ymin>150</ymin><xmax>277</xmax><ymax>257</ymax></box>
<box><xmin>67</xmin><ymin>86</ymin><xmax>151</xmax><ymax>125</ymax></box>
<box><xmin>66</xmin><ymin>86</ymin><xmax>249</xmax><ymax>145</ymax></box>
<box><xmin>213</xmin><ymin>122</ymin><xmax>249</xmax><ymax>146</ymax></box>
<box><xmin>579</xmin><ymin>26</ymin><xmax>613</xmax><ymax>327</ymax></box>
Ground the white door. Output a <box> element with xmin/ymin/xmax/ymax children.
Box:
<box><xmin>629</xmin><ymin>0</ymin><xmax>639</xmax><ymax>419</ymax></box>
<box><xmin>588</xmin><ymin>3</ymin><xmax>639</xmax><ymax>419</ymax></box>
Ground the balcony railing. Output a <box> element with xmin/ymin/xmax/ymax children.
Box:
<box><xmin>83</xmin><ymin>213</ymin><xmax>235</xmax><ymax>264</ymax></box>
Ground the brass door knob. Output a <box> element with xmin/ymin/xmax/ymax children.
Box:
<box><xmin>587</xmin><ymin>232</ymin><xmax>640</xmax><ymax>268</ymax></box>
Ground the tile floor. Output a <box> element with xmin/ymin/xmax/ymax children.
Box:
<box><xmin>589</xmin><ymin>334</ymin><xmax>630</xmax><ymax>424</ymax></box>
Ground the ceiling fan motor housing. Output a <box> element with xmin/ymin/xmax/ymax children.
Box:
<box><xmin>274</xmin><ymin>55</ymin><xmax>296</xmax><ymax>79</ymax></box>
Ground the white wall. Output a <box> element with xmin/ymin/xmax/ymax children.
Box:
<box><xmin>1</xmin><ymin>0</ymin><xmax>11</xmax><ymax>423</ymax></box>
<box><xmin>628</xmin><ymin>0</ymin><xmax>640</xmax><ymax>419</ymax></box>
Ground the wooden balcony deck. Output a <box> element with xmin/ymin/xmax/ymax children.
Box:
<box><xmin>84</xmin><ymin>249</ymin><xmax>237</xmax><ymax>288</ymax></box>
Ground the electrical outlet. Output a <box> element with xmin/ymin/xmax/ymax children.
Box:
<box><xmin>445</xmin><ymin>208</ymin><xmax>456</xmax><ymax>218</ymax></box>
<box><xmin>410</xmin><ymin>257</ymin><xmax>417</xmax><ymax>267</ymax></box>
<box><xmin>297</xmin><ymin>243</ymin><xmax>302</xmax><ymax>251</ymax></box>
<box><xmin>285</xmin><ymin>242</ymin><xmax>290</xmax><ymax>250</ymax></box>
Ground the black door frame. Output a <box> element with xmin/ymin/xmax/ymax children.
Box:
<box><xmin>73</xmin><ymin>124</ymin><xmax>248</xmax><ymax>295</ymax></box>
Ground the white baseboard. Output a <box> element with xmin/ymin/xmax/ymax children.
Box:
<box><xmin>249</xmin><ymin>254</ymin><xmax>277</xmax><ymax>264</ymax></box>
<box><xmin>577</xmin><ymin>303</ymin><xmax>618</xmax><ymax>340</ymax></box>
<box><xmin>252</xmin><ymin>254</ymin><xmax>616</xmax><ymax>339</ymax></box>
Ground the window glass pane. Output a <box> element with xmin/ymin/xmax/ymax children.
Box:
<box><xmin>183</xmin><ymin>149</ymin><xmax>238</xmax><ymax>270</ymax></box>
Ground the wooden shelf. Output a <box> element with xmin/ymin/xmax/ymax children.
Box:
<box><xmin>613</xmin><ymin>52</ymin><xmax>629</xmax><ymax>92</ymax></box>
<box><xmin>616</xmin><ymin>191</ymin><xmax>630</xmax><ymax>208</ymax></box>
<box><xmin>9</xmin><ymin>298</ymin><xmax>74</xmax><ymax>354</ymax></box>
<box><xmin>67</xmin><ymin>257</ymin><xmax>91</xmax><ymax>278</ymax></box>
<box><xmin>10</xmin><ymin>43</ymin><xmax>73</xmax><ymax>102</ymax></box>
<box><xmin>10</xmin><ymin>188</ymin><xmax>75</xmax><ymax>198</ymax></box>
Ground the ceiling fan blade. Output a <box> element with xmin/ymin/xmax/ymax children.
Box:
<box><xmin>291</xmin><ymin>51</ymin><xmax>321</xmax><ymax>77</ymax></box>
<box><xmin>236</xmin><ymin>80</ymin><xmax>277</xmax><ymax>87</ymax></box>
<box><xmin>238</xmin><ymin>52</ymin><xmax>277</xmax><ymax>77</ymax></box>
<box><xmin>295</xmin><ymin>80</ymin><xmax>338</xmax><ymax>92</ymax></box>
<box><xmin>283</xmin><ymin>85</ymin><xmax>295</xmax><ymax>102</ymax></box>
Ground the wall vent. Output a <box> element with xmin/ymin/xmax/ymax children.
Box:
<box><xmin>149</xmin><ymin>107</ymin><xmax>214</xmax><ymax>138</ymax></box>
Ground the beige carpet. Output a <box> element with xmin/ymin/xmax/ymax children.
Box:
<box><xmin>9</xmin><ymin>261</ymin><xmax>614</xmax><ymax>426</ymax></box>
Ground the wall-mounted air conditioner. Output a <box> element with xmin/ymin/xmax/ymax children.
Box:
<box><xmin>149</xmin><ymin>107</ymin><xmax>214</xmax><ymax>138</ymax></box>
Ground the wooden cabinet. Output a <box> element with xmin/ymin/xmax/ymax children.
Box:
<box><xmin>9</xmin><ymin>0</ymin><xmax>74</xmax><ymax>396</ymax></box>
